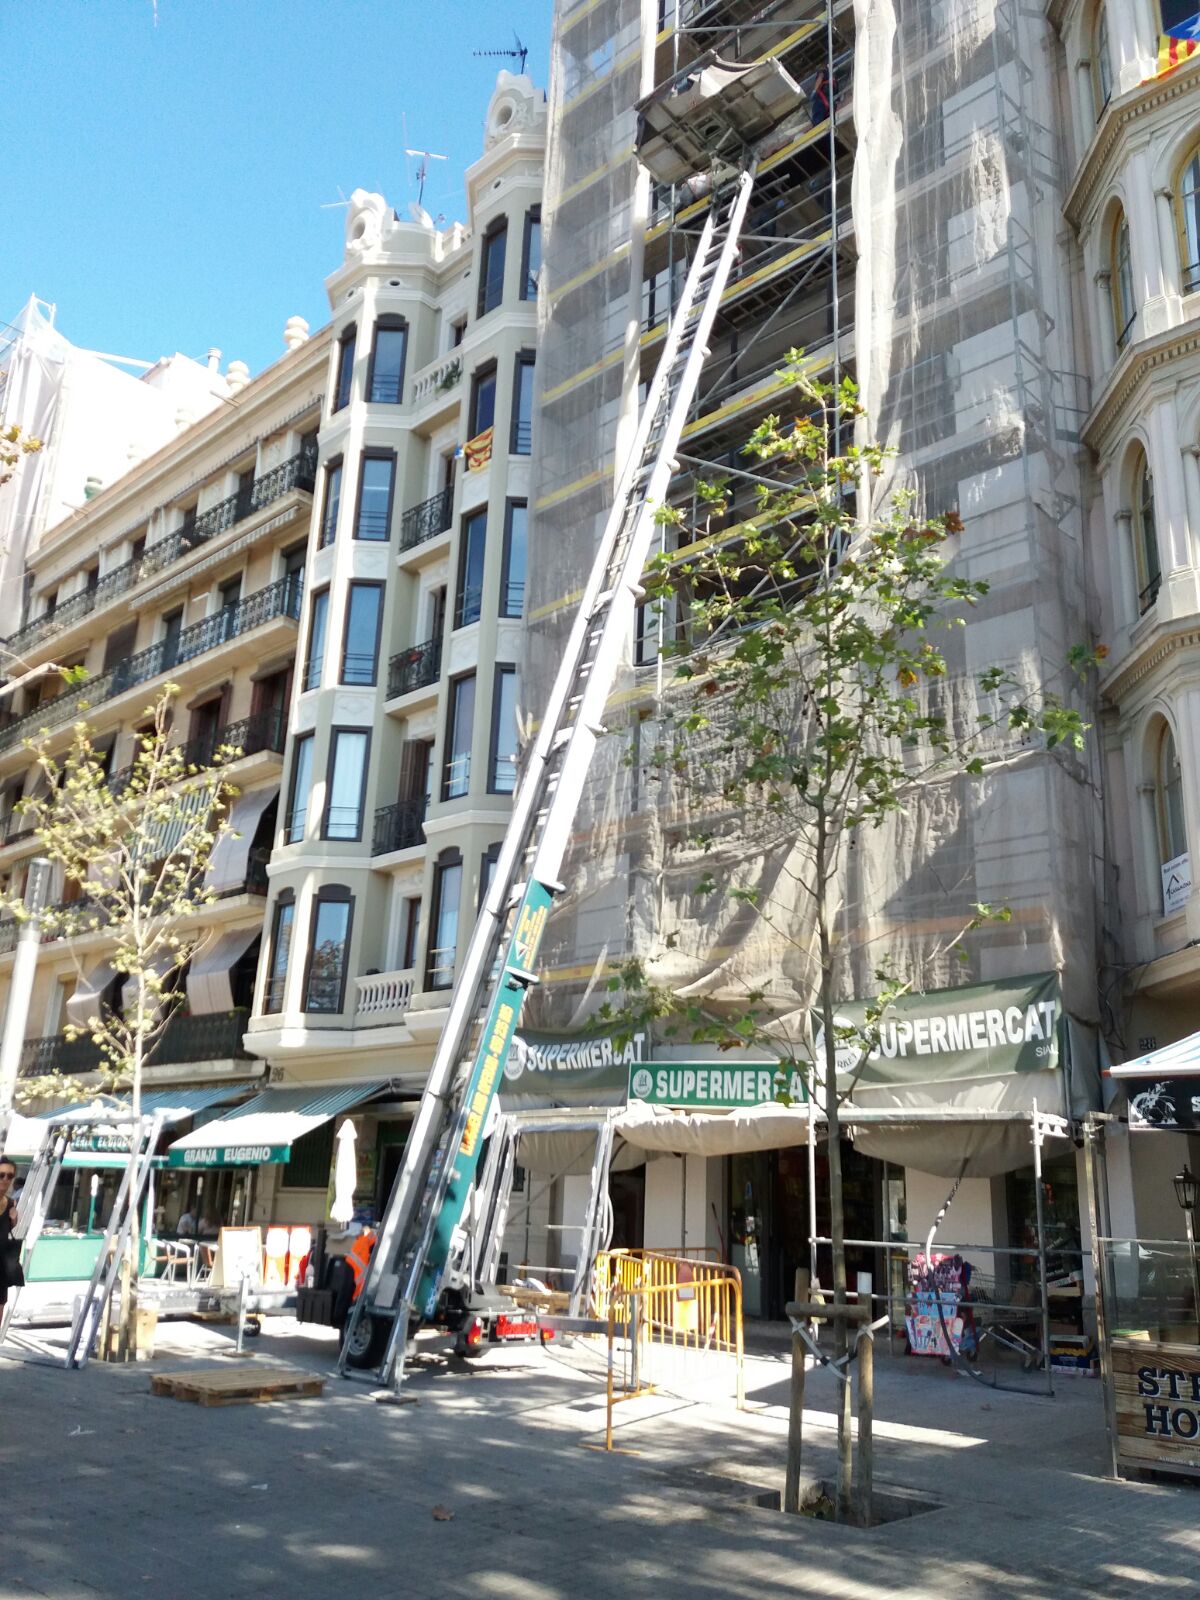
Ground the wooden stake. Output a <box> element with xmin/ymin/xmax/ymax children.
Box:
<box><xmin>785</xmin><ymin>1268</ymin><xmax>809</xmax><ymax>1514</ymax></box>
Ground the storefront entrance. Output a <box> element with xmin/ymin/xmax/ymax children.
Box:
<box><xmin>729</xmin><ymin>1138</ymin><xmax>882</xmax><ymax>1319</ymax></box>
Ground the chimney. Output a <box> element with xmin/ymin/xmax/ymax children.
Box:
<box><xmin>207</xmin><ymin>347</ymin><xmax>222</xmax><ymax>373</ymax></box>
<box><xmin>283</xmin><ymin>316</ymin><xmax>310</xmax><ymax>352</ymax></box>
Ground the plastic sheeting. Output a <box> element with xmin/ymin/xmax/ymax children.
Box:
<box><xmin>525</xmin><ymin>0</ymin><xmax>1099</xmax><ymax>1107</ymax></box>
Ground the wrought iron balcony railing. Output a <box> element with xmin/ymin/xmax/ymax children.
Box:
<box><xmin>399</xmin><ymin>485</ymin><xmax>454</xmax><ymax>551</ymax></box>
<box><xmin>371</xmin><ymin>798</ymin><xmax>426</xmax><ymax>856</ymax></box>
<box><xmin>386</xmin><ymin>634</ymin><xmax>442</xmax><ymax>699</ymax></box>
<box><xmin>178</xmin><ymin>709</ymin><xmax>288</xmax><ymax>772</ymax></box>
<box><xmin>18</xmin><ymin>1009</ymin><xmax>253</xmax><ymax>1078</ymax></box>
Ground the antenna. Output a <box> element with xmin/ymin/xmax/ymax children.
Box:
<box><xmin>404</xmin><ymin>146</ymin><xmax>448</xmax><ymax>208</ymax></box>
<box><xmin>473</xmin><ymin>31</ymin><xmax>528</xmax><ymax>76</ymax></box>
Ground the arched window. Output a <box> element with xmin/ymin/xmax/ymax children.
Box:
<box><xmin>1091</xmin><ymin>5</ymin><xmax>1112</xmax><ymax>119</ymax></box>
<box><xmin>1132</xmin><ymin>450</ymin><xmax>1162</xmax><ymax>613</ymax></box>
<box><xmin>1177</xmin><ymin>142</ymin><xmax>1200</xmax><ymax>293</ymax></box>
<box><xmin>1157</xmin><ymin>723</ymin><xmax>1187</xmax><ymax>866</ymax></box>
<box><xmin>1112</xmin><ymin>211</ymin><xmax>1136</xmax><ymax>351</ymax></box>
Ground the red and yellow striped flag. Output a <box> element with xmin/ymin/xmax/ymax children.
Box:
<box><xmin>1157</xmin><ymin>31</ymin><xmax>1200</xmax><ymax>75</ymax></box>
<box><xmin>464</xmin><ymin>426</ymin><xmax>494</xmax><ymax>472</ymax></box>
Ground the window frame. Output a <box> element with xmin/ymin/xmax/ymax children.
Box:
<box><xmin>302</xmin><ymin>884</ymin><xmax>355</xmax><ymax>1014</ymax></box>
<box><xmin>321</xmin><ymin>726</ymin><xmax>372</xmax><ymax>843</ymax></box>
<box><xmin>478</xmin><ymin>841</ymin><xmax>502</xmax><ymax>912</ymax></box>
<box><xmin>468</xmin><ymin>362</ymin><xmax>498</xmax><ymax>439</ymax></box>
<box><xmin>286</xmin><ymin>731</ymin><xmax>315</xmax><ymax>844</ymax></box>
<box><xmin>1090</xmin><ymin>4</ymin><xmax>1112</xmax><ymax>120</ymax></box>
<box><xmin>510</xmin><ymin>351</ymin><xmax>535</xmax><ymax>455</ymax></box>
<box><xmin>366</xmin><ymin>315</ymin><xmax>409</xmax><ymax>404</ymax></box>
<box><xmin>340</xmin><ymin>580</ymin><xmax>385</xmax><ymax>687</ymax></box>
<box><xmin>426</xmin><ymin>849</ymin><xmax>463</xmax><ymax>990</ymax></box>
<box><xmin>477</xmin><ymin>217</ymin><xmax>508</xmax><ymax>318</ymax></box>
<box><xmin>401</xmin><ymin>895</ymin><xmax>422</xmax><ymax>970</ymax></box>
<box><xmin>320</xmin><ymin>458</ymin><xmax>343</xmax><ymax>547</ymax></box>
<box><xmin>353</xmin><ymin>449</ymin><xmax>397</xmax><ymax>542</ymax></box>
<box><xmin>333</xmin><ymin>325</ymin><xmax>357</xmax><ymax>413</ymax></box>
<box><xmin>1132</xmin><ymin>451</ymin><xmax>1161</xmax><ymax>614</ymax></box>
<box><xmin>488</xmin><ymin>665</ymin><xmax>519</xmax><ymax>795</ymax></box>
<box><xmin>263</xmin><ymin>889</ymin><xmax>296</xmax><ymax>1014</ymax></box>
<box><xmin>455</xmin><ymin>508</ymin><xmax>488</xmax><ymax>629</ymax></box>
<box><xmin>1157</xmin><ymin>722</ymin><xmax>1188</xmax><ymax>867</ymax></box>
<box><xmin>443</xmin><ymin>673</ymin><xmax>476</xmax><ymax>801</ymax></box>
<box><xmin>304</xmin><ymin>588</ymin><xmax>329</xmax><ymax>693</ymax></box>
<box><xmin>520</xmin><ymin>206</ymin><xmax>542</xmax><ymax>301</ymax></box>
<box><xmin>500</xmin><ymin>499</ymin><xmax>527</xmax><ymax>619</ymax></box>
<box><xmin>1111</xmin><ymin>211</ymin><xmax>1136</xmax><ymax>352</ymax></box>
<box><xmin>1176</xmin><ymin>141</ymin><xmax>1200</xmax><ymax>294</ymax></box>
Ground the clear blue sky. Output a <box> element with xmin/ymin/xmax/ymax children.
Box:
<box><xmin>4</xmin><ymin>0</ymin><xmax>553</xmax><ymax>377</ymax></box>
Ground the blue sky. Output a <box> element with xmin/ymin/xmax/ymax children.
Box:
<box><xmin>4</xmin><ymin>0</ymin><xmax>553</xmax><ymax>377</ymax></box>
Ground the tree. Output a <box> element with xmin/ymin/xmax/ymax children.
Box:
<box><xmin>3</xmin><ymin>685</ymin><xmax>239</xmax><ymax>1356</ymax></box>
<box><xmin>600</xmin><ymin>360</ymin><xmax>1098</xmax><ymax>1517</ymax></box>
<box><xmin>0</xmin><ymin>423</ymin><xmax>44</xmax><ymax>488</ymax></box>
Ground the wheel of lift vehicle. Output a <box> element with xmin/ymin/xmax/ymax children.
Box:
<box><xmin>342</xmin><ymin>1310</ymin><xmax>390</xmax><ymax>1369</ymax></box>
<box><xmin>244</xmin><ymin>1317</ymin><xmax>262</xmax><ymax>1339</ymax></box>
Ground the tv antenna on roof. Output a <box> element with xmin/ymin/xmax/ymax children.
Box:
<box><xmin>403</xmin><ymin>112</ymin><xmax>448</xmax><ymax>209</ymax></box>
<box><xmin>473</xmin><ymin>32</ymin><xmax>528</xmax><ymax>77</ymax></box>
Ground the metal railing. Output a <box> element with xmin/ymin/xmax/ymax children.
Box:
<box><xmin>18</xmin><ymin>1009</ymin><xmax>253</xmax><ymax>1078</ymax></box>
<box><xmin>0</xmin><ymin>577</ymin><xmax>301</xmax><ymax>755</ymax></box>
<box><xmin>386</xmin><ymin>635</ymin><xmax>441</xmax><ymax>699</ymax></box>
<box><xmin>1139</xmin><ymin>574</ymin><xmax>1162</xmax><ymax>616</ymax></box>
<box><xmin>368</xmin><ymin>372</ymin><xmax>404</xmax><ymax>404</ymax></box>
<box><xmin>178</xmin><ymin>709</ymin><xmax>288</xmax><ymax>771</ymax></box>
<box><xmin>455</xmin><ymin>585</ymin><xmax>484</xmax><ymax>629</ymax></box>
<box><xmin>3</xmin><ymin>448</ymin><xmax>314</xmax><ymax>661</ymax></box>
<box><xmin>372</xmin><ymin>799</ymin><xmax>426</xmax><ymax>855</ymax></box>
<box><xmin>512</xmin><ymin>417</ymin><xmax>533</xmax><ymax>454</ymax></box>
<box><xmin>400</xmin><ymin>485</ymin><xmax>454</xmax><ymax>551</ymax></box>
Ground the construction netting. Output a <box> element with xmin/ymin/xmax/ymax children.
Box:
<box><xmin>523</xmin><ymin>0</ymin><xmax>1099</xmax><ymax>1099</ymax></box>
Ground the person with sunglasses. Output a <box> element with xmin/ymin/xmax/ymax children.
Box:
<box><xmin>0</xmin><ymin>1157</ymin><xmax>23</xmax><ymax>1307</ymax></box>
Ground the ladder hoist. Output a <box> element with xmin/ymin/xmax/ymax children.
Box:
<box><xmin>338</xmin><ymin>56</ymin><xmax>803</xmax><ymax>1389</ymax></box>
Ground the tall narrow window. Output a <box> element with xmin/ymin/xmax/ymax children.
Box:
<box><xmin>456</xmin><ymin>510</ymin><xmax>487</xmax><ymax>628</ymax></box>
<box><xmin>501</xmin><ymin>500</ymin><xmax>527</xmax><ymax>619</ymax></box>
<box><xmin>520</xmin><ymin>206</ymin><xmax>541</xmax><ymax>300</ymax></box>
<box><xmin>478</xmin><ymin>842</ymin><xmax>502</xmax><ymax>911</ymax></box>
<box><xmin>1112</xmin><ymin>212</ymin><xmax>1136</xmax><ymax>351</ymax></box>
<box><xmin>489</xmin><ymin>667</ymin><xmax>519</xmax><ymax>794</ymax></box>
<box><xmin>334</xmin><ymin>326</ymin><xmax>356</xmax><ymax>412</ymax></box>
<box><xmin>402</xmin><ymin>896</ymin><xmax>422</xmax><ymax>969</ymax></box>
<box><xmin>161</xmin><ymin>607</ymin><xmax>184</xmax><ymax>669</ymax></box>
<box><xmin>368</xmin><ymin>317</ymin><xmax>408</xmax><ymax>403</ymax></box>
<box><xmin>1158</xmin><ymin>724</ymin><xmax>1187</xmax><ymax>866</ymax></box>
<box><xmin>286</xmin><ymin>732</ymin><xmax>315</xmax><ymax>843</ymax></box>
<box><xmin>1133</xmin><ymin>453</ymin><xmax>1161</xmax><ymax>613</ymax></box>
<box><xmin>304</xmin><ymin>887</ymin><xmax>354</xmax><ymax>1012</ymax></box>
<box><xmin>1178</xmin><ymin>144</ymin><xmax>1200</xmax><ymax>293</ymax></box>
<box><xmin>427</xmin><ymin>851</ymin><xmax>463</xmax><ymax>989</ymax></box>
<box><xmin>304</xmin><ymin>589</ymin><xmax>329</xmax><ymax>692</ymax></box>
<box><xmin>444</xmin><ymin>675</ymin><xmax>475</xmax><ymax>799</ymax></box>
<box><xmin>478</xmin><ymin>218</ymin><xmax>508</xmax><ymax>317</ymax></box>
<box><xmin>1091</xmin><ymin>5</ymin><xmax>1112</xmax><ymax>119</ymax></box>
<box><xmin>264</xmin><ymin>891</ymin><xmax>295</xmax><ymax>1014</ymax></box>
<box><xmin>469</xmin><ymin>365</ymin><xmax>497</xmax><ymax>438</ymax></box>
<box><xmin>341</xmin><ymin>582</ymin><xmax>384</xmax><ymax>686</ymax></box>
<box><xmin>320</xmin><ymin>459</ymin><xmax>343</xmax><ymax>547</ymax></box>
<box><xmin>354</xmin><ymin>452</ymin><xmax>395</xmax><ymax>540</ymax></box>
<box><xmin>323</xmin><ymin>730</ymin><xmax>370</xmax><ymax>841</ymax></box>
<box><xmin>511</xmin><ymin>354</ymin><xmax>535</xmax><ymax>455</ymax></box>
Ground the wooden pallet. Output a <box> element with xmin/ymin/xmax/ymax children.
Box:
<box><xmin>150</xmin><ymin>1366</ymin><xmax>325</xmax><ymax>1408</ymax></box>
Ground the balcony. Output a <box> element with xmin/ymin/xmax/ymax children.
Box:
<box><xmin>387</xmin><ymin>635</ymin><xmax>442</xmax><ymax>700</ymax></box>
<box><xmin>2</xmin><ymin>448</ymin><xmax>315</xmax><ymax>662</ymax></box>
<box><xmin>372</xmin><ymin>799</ymin><xmax>426</xmax><ymax>856</ymax></box>
<box><xmin>0</xmin><ymin>576</ymin><xmax>302</xmax><ymax>756</ymax></box>
<box><xmin>410</xmin><ymin>353</ymin><xmax>463</xmax><ymax>409</ymax></box>
<box><xmin>178</xmin><ymin>709</ymin><xmax>288</xmax><ymax>771</ymax></box>
<box><xmin>400</xmin><ymin>486</ymin><xmax>454</xmax><ymax>552</ymax></box>
<box><xmin>354</xmin><ymin>969</ymin><xmax>415</xmax><ymax>1026</ymax></box>
<box><xmin>18</xmin><ymin>1009</ymin><xmax>253</xmax><ymax>1079</ymax></box>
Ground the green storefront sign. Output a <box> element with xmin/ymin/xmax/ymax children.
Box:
<box><xmin>629</xmin><ymin>1062</ymin><xmax>809</xmax><ymax>1109</ymax></box>
<box><xmin>167</xmin><ymin>1142</ymin><xmax>290</xmax><ymax>1169</ymax></box>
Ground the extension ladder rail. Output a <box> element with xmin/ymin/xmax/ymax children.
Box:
<box><xmin>339</xmin><ymin>164</ymin><xmax>758</xmax><ymax>1388</ymax></box>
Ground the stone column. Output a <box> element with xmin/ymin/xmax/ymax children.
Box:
<box><xmin>1156</xmin><ymin>186</ymin><xmax>1183</xmax><ymax>300</ymax></box>
<box><xmin>1113</xmin><ymin>510</ymin><xmax>1139</xmax><ymax>629</ymax></box>
<box><xmin>1148</xmin><ymin>400</ymin><xmax>1192</xmax><ymax>573</ymax></box>
<box><xmin>1093</xmin><ymin>267</ymin><xmax>1116</xmax><ymax>370</ymax></box>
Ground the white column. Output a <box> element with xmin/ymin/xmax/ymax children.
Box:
<box><xmin>1127</xmin><ymin>148</ymin><xmax>1162</xmax><ymax>306</ymax></box>
<box><xmin>1136</xmin><ymin>780</ymin><xmax>1164</xmax><ymax>920</ymax></box>
<box><xmin>1113</xmin><ymin>510</ymin><xmax>1138</xmax><ymax>629</ymax></box>
<box><xmin>1111</xmin><ymin>0</ymin><xmax>1147</xmax><ymax>94</ymax></box>
<box><xmin>1148</xmin><ymin>401</ymin><xmax>1192</xmax><ymax>572</ymax></box>
<box><xmin>1183</xmin><ymin>447</ymin><xmax>1200</xmax><ymax>569</ymax></box>
<box><xmin>1074</xmin><ymin>60</ymin><xmax>1096</xmax><ymax>152</ymax></box>
<box><xmin>1093</xmin><ymin>268</ymin><xmax>1116</xmax><ymax>371</ymax></box>
<box><xmin>1156</xmin><ymin>186</ymin><xmax>1183</xmax><ymax>300</ymax></box>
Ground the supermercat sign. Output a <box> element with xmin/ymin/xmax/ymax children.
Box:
<box><xmin>501</xmin><ymin>1028</ymin><xmax>648</xmax><ymax>1100</ymax></box>
<box><xmin>814</xmin><ymin>972</ymin><xmax>1062</xmax><ymax>1087</ymax></box>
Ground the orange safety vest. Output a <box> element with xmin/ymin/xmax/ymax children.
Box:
<box><xmin>345</xmin><ymin>1231</ymin><xmax>376</xmax><ymax>1302</ymax></box>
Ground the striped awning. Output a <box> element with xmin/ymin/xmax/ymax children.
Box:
<box><xmin>165</xmin><ymin>1080</ymin><xmax>392</xmax><ymax>1168</ymax></box>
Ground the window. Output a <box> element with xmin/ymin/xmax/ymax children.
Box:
<box><xmin>478</xmin><ymin>218</ymin><xmax>508</xmax><ymax>317</ymax></box>
<box><xmin>341</xmin><ymin>582</ymin><xmax>384</xmax><ymax>686</ymax></box>
<box><xmin>282</xmin><ymin>539</ymin><xmax>307</xmax><ymax>591</ymax></box>
<box><xmin>479</xmin><ymin>841</ymin><xmax>501</xmax><ymax>911</ymax></box>
<box><xmin>217</xmin><ymin>574</ymin><xmax>243</xmax><ymax>641</ymax></box>
<box><xmin>501</xmin><ymin>500</ymin><xmax>527</xmax><ymax>618</ymax></box>
<box><xmin>303</xmin><ymin>887</ymin><xmax>354</xmax><ymax>1012</ymax></box>
<box><xmin>520</xmin><ymin>206</ymin><xmax>541</xmax><ymax>300</ymax></box>
<box><xmin>1091</xmin><ymin>5</ymin><xmax>1112</xmax><ymax>119</ymax></box>
<box><xmin>323</xmin><ymin>729</ymin><xmax>370</xmax><ymax>841</ymax></box>
<box><xmin>354</xmin><ymin>452</ymin><xmax>395</xmax><ymax>541</ymax></box>
<box><xmin>402</xmin><ymin>896</ymin><xmax>422</xmax><ymax>969</ymax></box>
<box><xmin>235</xmin><ymin>466</ymin><xmax>255</xmax><ymax>520</ymax></box>
<box><xmin>368</xmin><ymin>317</ymin><xmax>408</xmax><ymax>403</ymax></box>
<box><xmin>451</xmin><ymin>316</ymin><xmax>467</xmax><ymax>348</ymax></box>
<box><xmin>320</xmin><ymin>459</ymin><xmax>343</xmax><ymax>547</ymax></box>
<box><xmin>286</xmin><ymin>732</ymin><xmax>314</xmax><ymax>842</ymax></box>
<box><xmin>1158</xmin><ymin>723</ymin><xmax>1187</xmax><ymax>866</ymax></box>
<box><xmin>280</xmin><ymin>1121</ymin><xmax>336</xmax><ymax>1189</ymax></box>
<box><xmin>161</xmin><ymin>607</ymin><xmax>184</xmax><ymax>669</ymax></box>
<box><xmin>489</xmin><ymin>667</ymin><xmax>519</xmax><ymax>794</ymax></box>
<box><xmin>1178</xmin><ymin>143</ymin><xmax>1200</xmax><ymax>293</ymax></box>
<box><xmin>511</xmin><ymin>353</ymin><xmax>535</xmax><ymax>455</ymax></box>
<box><xmin>456</xmin><ymin>509</ymin><xmax>487</xmax><ymax>628</ymax></box>
<box><xmin>264</xmin><ymin>891</ymin><xmax>295</xmax><ymax>1013</ymax></box>
<box><xmin>444</xmin><ymin>674</ymin><xmax>475</xmax><ymax>799</ymax></box>
<box><xmin>304</xmin><ymin>589</ymin><xmax>329</xmax><ymax>692</ymax></box>
<box><xmin>469</xmin><ymin>364</ymin><xmax>497</xmax><ymax>438</ymax></box>
<box><xmin>334</xmin><ymin>326</ymin><xmax>356</xmax><ymax>412</ymax></box>
<box><xmin>427</xmin><ymin>851</ymin><xmax>462</xmax><ymax>989</ymax></box>
<box><xmin>1132</xmin><ymin>451</ymin><xmax>1161</xmax><ymax>614</ymax></box>
<box><xmin>1112</xmin><ymin>212</ymin><xmax>1136</xmax><ymax>351</ymax></box>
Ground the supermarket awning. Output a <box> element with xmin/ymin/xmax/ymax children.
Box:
<box><xmin>205</xmin><ymin>784</ymin><xmax>278</xmax><ymax>895</ymax></box>
<box><xmin>165</xmin><ymin>1080</ymin><xmax>392</xmax><ymax>1168</ymax></box>
<box><xmin>186</xmin><ymin>926</ymin><xmax>261</xmax><ymax>1015</ymax></box>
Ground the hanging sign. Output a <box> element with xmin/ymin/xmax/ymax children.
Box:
<box><xmin>501</xmin><ymin>1026</ymin><xmax>647</xmax><ymax>1101</ymax></box>
<box><xmin>1161</xmin><ymin>852</ymin><xmax>1192</xmax><ymax>916</ymax></box>
<box><xmin>1113</xmin><ymin>1339</ymin><xmax>1200</xmax><ymax>1478</ymax></box>
<box><xmin>168</xmin><ymin>1141</ymin><xmax>290</xmax><ymax>1168</ymax></box>
<box><xmin>628</xmin><ymin>1062</ymin><xmax>808</xmax><ymax>1109</ymax></box>
<box><xmin>1127</xmin><ymin>1077</ymin><xmax>1200</xmax><ymax>1130</ymax></box>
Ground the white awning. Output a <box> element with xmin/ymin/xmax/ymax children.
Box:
<box><xmin>1108</xmin><ymin>1031</ymin><xmax>1200</xmax><ymax>1079</ymax></box>
<box><xmin>3</xmin><ymin>1112</ymin><xmax>49</xmax><ymax>1158</ymax></box>
<box><xmin>65</xmin><ymin>960</ymin><xmax>119</xmax><ymax>1028</ymax></box>
<box><xmin>205</xmin><ymin>784</ymin><xmax>278</xmax><ymax>894</ymax></box>
<box><xmin>166</xmin><ymin>1079</ymin><xmax>391</xmax><ymax>1168</ymax></box>
<box><xmin>186</xmin><ymin>926</ymin><xmax>262</xmax><ymax>1015</ymax></box>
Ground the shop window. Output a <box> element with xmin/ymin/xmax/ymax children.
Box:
<box><xmin>520</xmin><ymin>206</ymin><xmax>541</xmax><ymax>300</ymax></box>
<box><xmin>1111</xmin><ymin>210</ymin><xmax>1136</xmax><ymax>352</ymax></box>
<box><xmin>354</xmin><ymin>452</ymin><xmax>396</xmax><ymax>541</ymax></box>
<box><xmin>303</xmin><ymin>886</ymin><xmax>354</xmax><ymax>1012</ymax></box>
<box><xmin>443</xmin><ymin>674</ymin><xmax>475</xmax><ymax>799</ymax></box>
<box><xmin>333</xmin><ymin>326</ymin><xmax>356</xmax><ymax>412</ymax></box>
<box><xmin>323</xmin><ymin>729</ymin><xmax>370</xmax><ymax>841</ymax></box>
<box><xmin>456</xmin><ymin>509</ymin><xmax>487</xmax><ymax>628</ymax></box>
<box><xmin>1157</xmin><ymin>722</ymin><xmax>1187</xmax><ymax>865</ymax></box>
<box><xmin>286</xmin><ymin>732</ymin><xmax>314</xmax><ymax>843</ymax></box>
<box><xmin>1131</xmin><ymin>451</ymin><xmax>1161</xmax><ymax>614</ymax></box>
<box><xmin>280</xmin><ymin>1119</ymin><xmax>337</xmax><ymax>1189</ymax></box>
<box><xmin>320</xmin><ymin>459</ymin><xmax>343</xmax><ymax>547</ymax></box>
<box><xmin>304</xmin><ymin>589</ymin><xmax>329</xmax><ymax>692</ymax></box>
<box><xmin>367</xmin><ymin>317</ymin><xmax>408</xmax><ymax>404</ymax></box>
<box><xmin>427</xmin><ymin>850</ymin><xmax>462</xmax><ymax>989</ymax></box>
<box><xmin>263</xmin><ymin>890</ymin><xmax>295</xmax><ymax>1013</ymax></box>
<box><xmin>340</xmin><ymin>582</ymin><xmax>384</xmax><ymax>686</ymax></box>
<box><xmin>478</xmin><ymin>218</ymin><xmax>507</xmax><ymax>317</ymax></box>
<box><xmin>488</xmin><ymin>667</ymin><xmax>519</xmax><ymax>794</ymax></box>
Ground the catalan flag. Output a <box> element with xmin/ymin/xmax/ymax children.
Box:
<box><xmin>1155</xmin><ymin>8</ymin><xmax>1200</xmax><ymax>77</ymax></box>
<box><xmin>464</xmin><ymin>426</ymin><xmax>494</xmax><ymax>472</ymax></box>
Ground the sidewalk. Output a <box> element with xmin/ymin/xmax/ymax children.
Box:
<box><xmin>0</xmin><ymin>1316</ymin><xmax>1197</xmax><ymax>1600</ymax></box>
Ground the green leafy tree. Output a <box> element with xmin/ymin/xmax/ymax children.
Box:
<box><xmin>600</xmin><ymin>359</ymin><xmax>1099</xmax><ymax>1515</ymax></box>
<box><xmin>0</xmin><ymin>423</ymin><xmax>43</xmax><ymax>488</ymax></box>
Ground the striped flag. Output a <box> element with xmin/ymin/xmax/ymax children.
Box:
<box><xmin>464</xmin><ymin>426</ymin><xmax>494</xmax><ymax>472</ymax></box>
<box><xmin>1156</xmin><ymin>10</ymin><xmax>1200</xmax><ymax>77</ymax></box>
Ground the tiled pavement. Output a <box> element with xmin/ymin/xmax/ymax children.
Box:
<box><xmin>1</xmin><ymin>1316</ymin><xmax>1197</xmax><ymax>1600</ymax></box>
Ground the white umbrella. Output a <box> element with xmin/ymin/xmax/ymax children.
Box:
<box><xmin>330</xmin><ymin>1120</ymin><xmax>358</xmax><ymax>1226</ymax></box>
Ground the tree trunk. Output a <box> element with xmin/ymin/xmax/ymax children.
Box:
<box><xmin>117</xmin><ymin>1027</ymin><xmax>145</xmax><ymax>1361</ymax></box>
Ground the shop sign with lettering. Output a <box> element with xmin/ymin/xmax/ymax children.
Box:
<box><xmin>500</xmin><ymin>1027</ymin><xmax>647</xmax><ymax>1101</ymax></box>
<box><xmin>1113</xmin><ymin>1339</ymin><xmax>1200</xmax><ymax>1477</ymax></box>
<box><xmin>628</xmin><ymin>1063</ymin><xmax>808</xmax><ymax>1109</ymax></box>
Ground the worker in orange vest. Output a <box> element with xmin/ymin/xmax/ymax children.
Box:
<box><xmin>343</xmin><ymin>1230</ymin><xmax>376</xmax><ymax>1303</ymax></box>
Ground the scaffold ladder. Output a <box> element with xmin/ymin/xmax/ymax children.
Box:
<box><xmin>338</xmin><ymin>162</ymin><xmax>759</xmax><ymax>1390</ymax></box>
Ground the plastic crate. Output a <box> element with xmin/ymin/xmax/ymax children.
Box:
<box><xmin>296</xmin><ymin>1286</ymin><xmax>335</xmax><ymax>1326</ymax></box>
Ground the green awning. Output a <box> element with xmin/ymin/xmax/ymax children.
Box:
<box><xmin>165</xmin><ymin>1080</ymin><xmax>392</xmax><ymax>1168</ymax></box>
